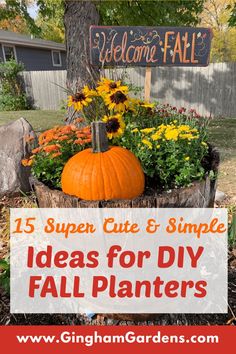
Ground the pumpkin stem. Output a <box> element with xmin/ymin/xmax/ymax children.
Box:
<box><xmin>92</xmin><ymin>121</ymin><xmax>109</xmax><ymax>153</ymax></box>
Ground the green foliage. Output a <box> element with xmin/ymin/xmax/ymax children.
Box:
<box><xmin>119</xmin><ymin>120</ymin><xmax>208</xmax><ymax>189</ymax></box>
<box><xmin>0</xmin><ymin>258</ymin><xmax>10</xmax><ymax>294</ymax></box>
<box><xmin>210</xmin><ymin>27</ymin><xmax>236</xmax><ymax>62</ymax></box>
<box><xmin>1</xmin><ymin>0</ymin><xmax>205</xmax><ymax>40</ymax></box>
<box><xmin>0</xmin><ymin>0</ymin><xmax>40</xmax><ymax>35</ymax></box>
<box><xmin>97</xmin><ymin>0</ymin><xmax>205</xmax><ymax>26</ymax></box>
<box><xmin>200</xmin><ymin>0</ymin><xmax>236</xmax><ymax>62</ymax></box>
<box><xmin>32</xmin><ymin>152</ymin><xmax>69</xmax><ymax>189</ymax></box>
<box><xmin>0</xmin><ymin>60</ymin><xmax>29</xmax><ymax>111</ymax></box>
<box><xmin>108</xmin><ymin>93</ymin><xmax>210</xmax><ymax>189</ymax></box>
<box><xmin>0</xmin><ymin>93</ymin><xmax>28</xmax><ymax>111</ymax></box>
<box><xmin>36</xmin><ymin>0</ymin><xmax>65</xmax><ymax>43</ymax></box>
<box><xmin>228</xmin><ymin>2</ymin><xmax>236</xmax><ymax>27</ymax></box>
<box><xmin>229</xmin><ymin>211</ymin><xmax>236</xmax><ymax>247</ymax></box>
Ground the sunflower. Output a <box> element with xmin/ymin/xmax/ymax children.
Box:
<box><xmin>139</xmin><ymin>101</ymin><xmax>155</xmax><ymax>109</ymax></box>
<box><xmin>102</xmin><ymin>114</ymin><xmax>125</xmax><ymax>139</ymax></box>
<box><xmin>68</xmin><ymin>88</ymin><xmax>93</xmax><ymax>111</ymax></box>
<box><xmin>97</xmin><ymin>78</ymin><xmax>128</xmax><ymax>96</ymax></box>
<box><xmin>83</xmin><ymin>85</ymin><xmax>98</xmax><ymax>97</ymax></box>
<box><xmin>130</xmin><ymin>98</ymin><xmax>155</xmax><ymax>108</ymax></box>
<box><xmin>128</xmin><ymin>98</ymin><xmax>155</xmax><ymax>113</ymax></box>
<box><xmin>104</xmin><ymin>90</ymin><xmax>130</xmax><ymax>112</ymax></box>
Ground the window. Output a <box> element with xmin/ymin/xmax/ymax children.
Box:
<box><xmin>52</xmin><ymin>50</ymin><xmax>62</xmax><ymax>67</ymax></box>
<box><xmin>2</xmin><ymin>45</ymin><xmax>17</xmax><ymax>62</ymax></box>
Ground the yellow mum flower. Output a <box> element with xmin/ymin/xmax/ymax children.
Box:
<box><xmin>151</xmin><ymin>131</ymin><xmax>163</xmax><ymax>141</ymax></box>
<box><xmin>142</xmin><ymin>139</ymin><xmax>153</xmax><ymax>149</ymax></box>
<box><xmin>185</xmin><ymin>156</ymin><xmax>190</xmax><ymax>161</ymax></box>
<box><xmin>140</xmin><ymin>127</ymin><xmax>156</xmax><ymax>134</ymax></box>
<box><xmin>102</xmin><ymin>114</ymin><xmax>125</xmax><ymax>139</ymax></box>
<box><xmin>151</xmin><ymin>134</ymin><xmax>159</xmax><ymax>141</ymax></box>
<box><xmin>179</xmin><ymin>133</ymin><xmax>194</xmax><ymax>140</ymax></box>
<box><xmin>165</xmin><ymin>129</ymin><xmax>179</xmax><ymax>141</ymax></box>
<box><xmin>132</xmin><ymin>128</ymin><xmax>139</xmax><ymax>133</ymax></box>
<box><xmin>104</xmin><ymin>90</ymin><xmax>130</xmax><ymax>112</ymax></box>
<box><xmin>178</xmin><ymin>125</ymin><xmax>191</xmax><ymax>132</ymax></box>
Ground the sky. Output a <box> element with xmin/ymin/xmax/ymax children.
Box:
<box><xmin>28</xmin><ymin>3</ymin><xmax>38</xmax><ymax>19</ymax></box>
<box><xmin>0</xmin><ymin>0</ymin><xmax>38</xmax><ymax>19</ymax></box>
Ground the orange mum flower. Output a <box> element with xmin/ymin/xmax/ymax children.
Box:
<box><xmin>43</xmin><ymin>144</ymin><xmax>61</xmax><ymax>153</ymax></box>
<box><xmin>31</xmin><ymin>147</ymin><xmax>41</xmax><ymax>154</ymax></box>
<box><xmin>70</xmin><ymin>124</ymin><xmax>77</xmax><ymax>131</ymax></box>
<box><xmin>57</xmin><ymin>135</ymin><xmax>69</xmax><ymax>141</ymax></box>
<box><xmin>51</xmin><ymin>152</ymin><xmax>62</xmax><ymax>158</ymax></box>
<box><xmin>76</xmin><ymin>133</ymin><xmax>86</xmax><ymax>138</ymax></box>
<box><xmin>75</xmin><ymin>117</ymin><xmax>84</xmax><ymax>123</ymax></box>
<box><xmin>39</xmin><ymin>130</ymin><xmax>54</xmax><ymax>145</ymax></box>
<box><xmin>22</xmin><ymin>158</ymin><xmax>33</xmax><ymax>167</ymax></box>
<box><xmin>74</xmin><ymin>139</ymin><xmax>85</xmax><ymax>145</ymax></box>
<box><xmin>83</xmin><ymin>138</ymin><xmax>92</xmax><ymax>144</ymax></box>
<box><xmin>60</xmin><ymin>126</ymin><xmax>73</xmax><ymax>134</ymax></box>
<box><xmin>81</xmin><ymin>126</ymin><xmax>91</xmax><ymax>134</ymax></box>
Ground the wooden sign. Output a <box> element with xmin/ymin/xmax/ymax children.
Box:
<box><xmin>90</xmin><ymin>26</ymin><xmax>212</xmax><ymax>67</ymax></box>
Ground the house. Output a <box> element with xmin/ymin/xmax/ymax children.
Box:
<box><xmin>0</xmin><ymin>29</ymin><xmax>66</xmax><ymax>71</ymax></box>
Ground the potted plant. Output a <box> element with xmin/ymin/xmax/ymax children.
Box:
<box><xmin>22</xmin><ymin>77</ymin><xmax>219</xmax><ymax>320</ymax></box>
<box><xmin>23</xmin><ymin>77</ymin><xmax>219</xmax><ymax>209</ymax></box>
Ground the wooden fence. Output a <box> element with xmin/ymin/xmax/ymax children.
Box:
<box><xmin>22</xmin><ymin>62</ymin><xmax>236</xmax><ymax>117</ymax></box>
<box><xmin>22</xmin><ymin>70</ymin><xmax>67</xmax><ymax>110</ymax></box>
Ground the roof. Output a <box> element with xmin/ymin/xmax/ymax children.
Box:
<box><xmin>0</xmin><ymin>30</ymin><xmax>66</xmax><ymax>51</ymax></box>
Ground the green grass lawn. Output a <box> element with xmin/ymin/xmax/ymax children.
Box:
<box><xmin>0</xmin><ymin>111</ymin><xmax>235</xmax><ymax>198</ymax></box>
<box><xmin>0</xmin><ymin>110</ymin><xmax>65</xmax><ymax>133</ymax></box>
<box><xmin>209</xmin><ymin>118</ymin><xmax>236</xmax><ymax>199</ymax></box>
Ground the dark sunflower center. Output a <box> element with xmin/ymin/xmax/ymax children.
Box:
<box><xmin>106</xmin><ymin>118</ymin><xmax>120</xmax><ymax>133</ymax></box>
<box><xmin>109</xmin><ymin>82</ymin><xmax>117</xmax><ymax>89</ymax></box>
<box><xmin>110</xmin><ymin>91</ymin><xmax>127</xmax><ymax>104</ymax></box>
<box><xmin>73</xmin><ymin>93</ymin><xmax>86</xmax><ymax>102</ymax></box>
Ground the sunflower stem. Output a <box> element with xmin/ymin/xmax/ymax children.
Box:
<box><xmin>92</xmin><ymin>121</ymin><xmax>109</xmax><ymax>153</ymax></box>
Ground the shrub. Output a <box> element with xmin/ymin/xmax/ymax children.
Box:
<box><xmin>0</xmin><ymin>59</ymin><xmax>29</xmax><ymax>111</ymax></box>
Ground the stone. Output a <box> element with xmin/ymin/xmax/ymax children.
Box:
<box><xmin>215</xmin><ymin>190</ymin><xmax>226</xmax><ymax>203</ymax></box>
<box><xmin>0</xmin><ymin>118</ymin><xmax>37</xmax><ymax>197</ymax></box>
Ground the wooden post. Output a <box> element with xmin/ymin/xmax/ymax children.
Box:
<box><xmin>144</xmin><ymin>66</ymin><xmax>152</xmax><ymax>102</ymax></box>
<box><xmin>91</xmin><ymin>121</ymin><xmax>109</xmax><ymax>153</ymax></box>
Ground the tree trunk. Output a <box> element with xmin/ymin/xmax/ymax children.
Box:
<box><xmin>64</xmin><ymin>1</ymin><xmax>100</xmax><ymax>91</ymax></box>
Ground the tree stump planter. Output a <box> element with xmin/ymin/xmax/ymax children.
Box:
<box><xmin>30</xmin><ymin>146</ymin><xmax>220</xmax><ymax>322</ymax></box>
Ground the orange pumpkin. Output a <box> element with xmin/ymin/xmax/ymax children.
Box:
<box><xmin>61</xmin><ymin>121</ymin><xmax>144</xmax><ymax>201</ymax></box>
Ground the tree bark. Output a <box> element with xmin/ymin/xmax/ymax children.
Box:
<box><xmin>64</xmin><ymin>1</ymin><xmax>100</xmax><ymax>91</ymax></box>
